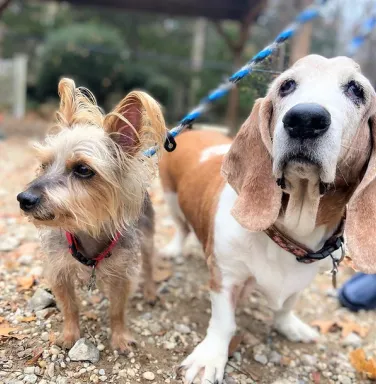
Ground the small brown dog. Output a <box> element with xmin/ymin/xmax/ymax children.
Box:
<box><xmin>17</xmin><ymin>78</ymin><xmax>166</xmax><ymax>353</ymax></box>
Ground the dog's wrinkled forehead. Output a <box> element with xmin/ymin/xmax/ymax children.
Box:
<box><xmin>267</xmin><ymin>54</ymin><xmax>374</xmax><ymax>108</ymax></box>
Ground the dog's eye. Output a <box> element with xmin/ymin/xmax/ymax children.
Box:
<box><xmin>344</xmin><ymin>80</ymin><xmax>365</xmax><ymax>105</ymax></box>
<box><xmin>279</xmin><ymin>79</ymin><xmax>297</xmax><ymax>97</ymax></box>
<box><xmin>40</xmin><ymin>164</ymin><xmax>47</xmax><ymax>170</ymax></box>
<box><xmin>73</xmin><ymin>164</ymin><xmax>95</xmax><ymax>179</ymax></box>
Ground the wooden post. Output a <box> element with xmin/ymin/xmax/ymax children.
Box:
<box><xmin>290</xmin><ymin>0</ymin><xmax>313</xmax><ymax>65</ymax></box>
<box><xmin>213</xmin><ymin>0</ymin><xmax>267</xmax><ymax>135</ymax></box>
<box><xmin>13</xmin><ymin>54</ymin><xmax>28</xmax><ymax>119</ymax></box>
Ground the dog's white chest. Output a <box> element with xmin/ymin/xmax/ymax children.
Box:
<box><xmin>214</xmin><ymin>183</ymin><xmax>321</xmax><ymax>310</ymax></box>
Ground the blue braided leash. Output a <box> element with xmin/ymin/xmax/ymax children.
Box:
<box><xmin>347</xmin><ymin>8</ymin><xmax>376</xmax><ymax>57</ymax></box>
<box><xmin>144</xmin><ymin>0</ymin><xmax>329</xmax><ymax>157</ymax></box>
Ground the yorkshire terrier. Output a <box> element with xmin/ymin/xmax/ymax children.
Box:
<box><xmin>17</xmin><ymin>78</ymin><xmax>166</xmax><ymax>353</ymax></box>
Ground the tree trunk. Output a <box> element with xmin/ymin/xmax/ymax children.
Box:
<box><xmin>290</xmin><ymin>0</ymin><xmax>313</xmax><ymax>65</ymax></box>
<box><xmin>226</xmin><ymin>50</ymin><xmax>243</xmax><ymax>136</ymax></box>
<box><xmin>189</xmin><ymin>18</ymin><xmax>207</xmax><ymax>108</ymax></box>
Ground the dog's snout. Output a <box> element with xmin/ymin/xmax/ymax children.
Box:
<box><xmin>283</xmin><ymin>103</ymin><xmax>331</xmax><ymax>139</ymax></box>
<box><xmin>17</xmin><ymin>191</ymin><xmax>41</xmax><ymax>212</ymax></box>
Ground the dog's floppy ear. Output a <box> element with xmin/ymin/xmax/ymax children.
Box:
<box><xmin>345</xmin><ymin>114</ymin><xmax>376</xmax><ymax>273</ymax></box>
<box><xmin>104</xmin><ymin>91</ymin><xmax>166</xmax><ymax>155</ymax></box>
<box><xmin>221</xmin><ymin>97</ymin><xmax>282</xmax><ymax>231</ymax></box>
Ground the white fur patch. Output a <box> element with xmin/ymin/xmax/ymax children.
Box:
<box><xmin>199</xmin><ymin>144</ymin><xmax>231</xmax><ymax>163</ymax></box>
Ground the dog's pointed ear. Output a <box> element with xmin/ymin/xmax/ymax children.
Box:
<box><xmin>104</xmin><ymin>91</ymin><xmax>166</xmax><ymax>155</ymax></box>
<box><xmin>57</xmin><ymin>78</ymin><xmax>77</xmax><ymax>126</ymax></box>
<box><xmin>221</xmin><ymin>97</ymin><xmax>282</xmax><ymax>231</ymax></box>
<box><xmin>345</xmin><ymin>114</ymin><xmax>376</xmax><ymax>273</ymax></box>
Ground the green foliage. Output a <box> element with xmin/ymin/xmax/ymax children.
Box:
<box><xmin>36</xmin><ymin>23</ymin><xmax>129</xmax><ymax>104</ymax></box>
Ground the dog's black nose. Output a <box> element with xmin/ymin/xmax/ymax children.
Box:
<box><xmin>17</xmin><ymin>191</ymin><xmax>40</xmax><ymax>211</ymax></box>
<box><xmin>283</xmin><ymin>103</ymin><xmax>331</xmax><ymax>139</ymax></box>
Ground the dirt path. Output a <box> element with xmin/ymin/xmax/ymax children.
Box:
<box><xmin>0</xmin><ymin>121</ymin><xmax>375</xmax><ymax>384</ymax></box>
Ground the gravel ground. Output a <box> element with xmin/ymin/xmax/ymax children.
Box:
<box><xmin>0</xmin><ymin>118</ymin><xmax>375</xmax><ymax>384</ymax></box>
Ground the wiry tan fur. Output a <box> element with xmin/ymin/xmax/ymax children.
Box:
<box><xmin>32</xmin><ymin>79</ymin><xmax>166</xmax><ymax>238</ymax></box>
<box><xmin>18</xmin><ymin>78</ymin><xmax>166</xmax><ymax>353</ymax></box>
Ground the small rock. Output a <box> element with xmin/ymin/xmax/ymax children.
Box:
<box><xmin>98</xmin><ymin>369</ymin><xmax>105</xmax><ymax>376</ymax></box>
<box><xmin>18</xmin><ymin>254</ymin><xmax>33</xmax><ymax>265</ymax></box>
<box><xmin>68</xmin><ymin>338</ymin><xmax>100</xmax><ymax>363</ymax></box>
<box><xmin>47</xmin><ymin>362</ymin><xmax>55</xmax><ymax>378</ymax></box>
<box><xmin>99</xmin><ymin>376</ymin><xmax>107</xmax><ymax>382</ymax></box>
<box><xmin>338</xmin><ymin>374</ymin><xmax>352</xmax><ymax>384</ymax></box>
<box><xmin>0</xmin><ymin>236</ymin><xmax>19</xmax><ymax>251</ymax></box>
<box><xmin>24</xmin><ymin>367</ymin><xmax>35</xmax><ymax>374</ymax></box>
<box><xmin>56</xmin><ymin>377</ymin><xmax>67</xmax><ymax>384</ymax></box>
<box><xmin>342</xmin><ymin>332</ymin><xmax>362</xmax><ymax>348</ymax></box>
<box><xmin>163</xmin><ymin>341</ymin><xmax>176</xmax><ymax>350</ymax></box>
<box><xmin>174</xmin><ymin>324</ymin><xmax>191</xmax><ymax>334</ymax></box>
<box><xmin>97</xmin><ymin>344</ymin><xmax>105</xmax><ymax>351</ymax></box>
<box><xmin>36</xmin><ymin>309</ymin><xmax>52</xmax><ymax>320</ymax></box>
<box><xmin>23</xmin><ymin>374</ymin><xmax>37</xmax><ymax>384</ymax></box>
<box><xmin>50</xmin><ymin>346</ymin><xmax>61</xmax><ymax>355</ymax></box>
<box><xmin>149</xmin><ymin>323</ymin><xmax>162</xmax><ymax>334</ymax></box>
<box><xmin>28</xmin><ymin>288</ymin><xmax>55</xmax><ymax>311</ymax></box>
<box><xmin>254</xmin><ymin>354</ymin><xmax>268</xmax><ymax>365</ymax></box>
<box><xmin>244</xmin><ymin>332</ymin><xmax>260</xmax><ymax>347</ymax></box>
<box><xmin>269</xmin><ymin>351</ymin><xmax>282</xmax><ymax>365</ymax></box>
<box><xmin>127</xmin><ymin>368</ymin><xmax>136</xmax><ymax>377</ymax></box>
<box><xmin>41</xmin><ymin>332</ymin><xmax>49</xmax><ymax>342</ymax></box>
<box><xmin>301</xmin><ymin>354</ymin><xmax>317</xmax><ymax>366</ymax></box>
<box><xmin>143</xmin><ymin>372</ymin><xmax>155</xmax><ymax>381</ymax></box>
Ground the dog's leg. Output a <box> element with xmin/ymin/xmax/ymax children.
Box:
<box><xmin>273</xmin><ymin>293</ymin><xmax>319</xmax><ymax>343</ymax></box>
<box><xmin>141</xmin><ymin>236</ymin><xmax>157</xmax><ymax>304</ymax></box>
<box><xmin>52</xmin><ymin>278</ymin><xmax>80</xmax><ymax>349</ymax></box>
<box><xmin>107</xmin><ymin>278</ymin><xmax>136</xmax><ymax>354</ymax></box>
<box><xmin>161</xmin><ymin>192</ymin><xmax>189</xmax><ymax>258</ymax></box>
<box><xmin>179</xmin><ymin>280</ymin><xmax>236</xmax><ymax>384</ymax></box>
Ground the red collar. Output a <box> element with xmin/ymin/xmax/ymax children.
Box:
<box><xmin>65</xmin><ymin>231</ymin><xmax>121</xmax><ymax>268</ymax></box>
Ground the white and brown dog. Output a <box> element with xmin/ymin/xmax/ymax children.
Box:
<box><xmin>159</xmin><ymin>55</ymin><xmax>376</xmax><ymax>383</ymax></box>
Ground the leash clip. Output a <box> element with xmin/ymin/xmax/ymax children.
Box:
<box><xmin>164</xmin><ymin>131</ymin><xmax>177</xmax><ymax>152</ymax></box>
<box><xmin>329</xmin><ymin>243</ymin><xmax>345</xmax><ymax>289</ymax></box>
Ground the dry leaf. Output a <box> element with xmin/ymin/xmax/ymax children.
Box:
<box><xmin>26</xmin><ymin>347</ymin><xmax>43</xmax><ymax>366</ymax></box>
<box><xmin>339</xmin><ymin>320</ymin><xmax>369</xmax><ymax>338</ymax></box>
<box><xmin>17</xmin><ymin>316</ymin><xmax>36</xmax><ymax>323</ymax></box>
<box><xmin>311</xmin><ymin>371</ymin><xmax>321</xmax><ymax>384</ymax></box>
<box><xmin>17</xmin><ymin>275</ymin><xmax>35</xmax><ymax>291</ymax></box>
<box><xmin>350</xmin><ymin>348</ymin><xmax>376</xmax><ymax>379</ymax></box>
<box><xmin>90</xmin><ymin>295</ymin><xmax>102</xmax><ymax>304</ymax></box>
<box><xmin>311</xmin><ymin>320</ymin><xmax>338</xmax><ymax>334</ymax></box>
<box><xmin>228</xmin><ymin>334</ymin><xmax>242</xmax><ymax>357</ymax></box>
<box><xmin>153</xmin><ymin>262</ymin><xmax>173</xmax><ymax>283</ymax></box>
<box><xmin>0</xmin><ymin>326</ymin><xmax>19</xmax><ymax>338</ymax></box>
<box><xmin>83</xmin><ymin>311</ymin><xmax>98</xmax><ymax>320</ymax></box>
<box><xmin>49</xmin><ymin>332</ymin><xmax>57</xmax><ymax>345</ymax></box>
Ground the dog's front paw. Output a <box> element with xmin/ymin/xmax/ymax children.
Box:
<box><xmin>178</xmin><ymin>336</ymin><xmax>228</xmax><ymax>384</ymax></box>
<box><xmin>57</xmin><ymin>328</ymin><xmax>81</xmax><ymax>349</ymax></box>
<box><xmin>160</xmin><ymin>240</ymin><xmax>182</xmax><ymax>259</ymax></box>
<box><xmin>111</xmin><ymin>331</ymin><xmax>137</xmax><ymax>355</ymax></box>
<box><xmin>143</xmin><ymin>281</ymin><xmax>157</xmax><ymax>305</ymax></box>
<box><xmin>274</xmin><ymin>312</ymin><xmax>319</xmax><ymax>343</ymax></box>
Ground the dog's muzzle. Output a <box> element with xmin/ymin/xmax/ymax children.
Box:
<box><xmin>283</xmin><ymin>103</ymin><xmax>331</xmax><ymax>140</ymax></box>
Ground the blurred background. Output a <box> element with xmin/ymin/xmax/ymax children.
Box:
<box><xmin>0</xmin><ymin>0</ymin><xmax>376</xmax><ymax>136</ymax></box>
